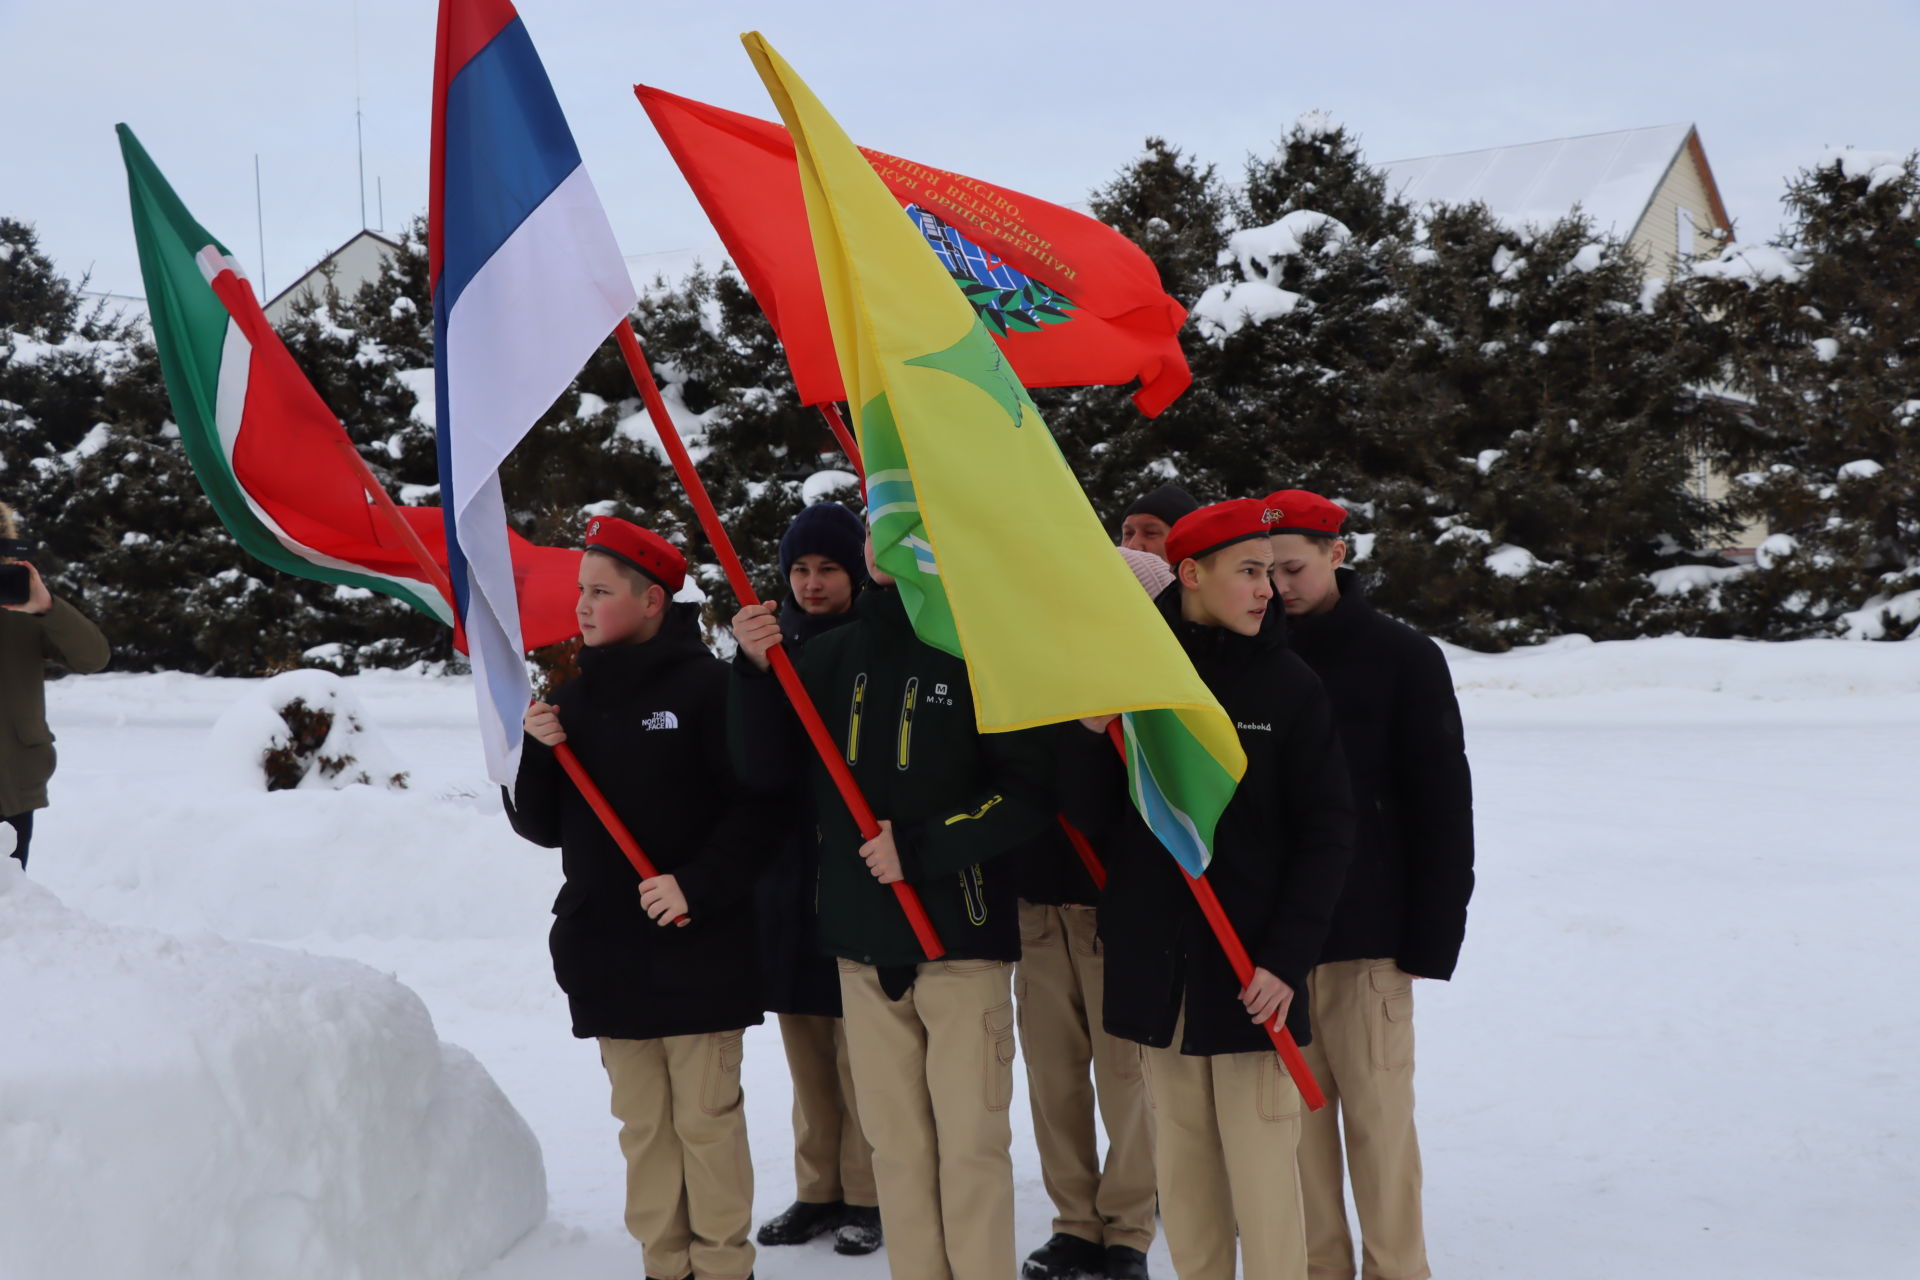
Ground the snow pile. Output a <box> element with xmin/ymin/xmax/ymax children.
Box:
<box><xmin>1647</xmin><ymin>563</ymin><xmax>1750</xmax><ymax>597</ymax></box>
<box><xmin>1484</xmin><ymin>543</ymin><xmax>1540</xmax><ymax>578</ymax></box>
<box><xmin>1689</xmin><ymin>242</ymin><xmax>1807</xmax><ymax>286</ymax></box>
<box><xmin>206</xmin><ymin>669</ymin><xmax>408</xmax><ymax>792</ymax></box>
<box><xmin>1193</xmin><ymin>210</ymin><xmax>1351</xmax><ymax>341</ymax></box>
<box><xmin>1822</xmin><ymin>143</ymin><xmax>1908</xmax><ymax>191</ymax></box>
<box><xmin>1839</xmin><ymin>589</ymin><xmax>1920</xmax><ymax>640</ymax></box>
<box><xmin>0</xmin><ymin>861</ymin><xmax>545</xmax><ymax>1280</ymax></box>
<box><xmin>802</xmin><ymin>469</ymin><xmax>860</xmax><ymax>505</ymax></box>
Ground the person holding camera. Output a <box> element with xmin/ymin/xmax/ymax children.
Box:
<box><xmin>1</xmin><ymin>503</ymin><xmax>110</xmax><ymax>870</ymax></box>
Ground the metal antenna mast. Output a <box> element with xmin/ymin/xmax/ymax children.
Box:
<box><xmin>353</xmin><ymin>0</ymin><xmax>367</xmax><ymax>228</ymax></box>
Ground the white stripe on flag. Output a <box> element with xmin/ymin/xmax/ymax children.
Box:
<box><xmin>443</xmin><ymin>163</ymin><xmax>636</xmax><ymax>786</ymax></box>
<box><xmin>443</xmin><ymin>166</ymin><xmax>635</xmax><ymax>503</ymax></box>
<box><xmin>211</xmin><ymin>319</ymin><xmax>454</xmax><ymax>624</ymax></box>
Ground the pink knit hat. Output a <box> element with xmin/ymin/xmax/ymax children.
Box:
<box><xmin>1118</xmin><ymin>545</ymin><xmax>1175</xmax><ymax>598</ymax></box>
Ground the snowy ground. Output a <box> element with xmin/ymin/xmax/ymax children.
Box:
<box><xmin>10</xmin><ymin>635</ymin><xmax>1920</xmax><ymax>1279</ymax></box>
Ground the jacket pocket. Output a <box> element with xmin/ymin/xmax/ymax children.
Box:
<box><xmin>701</xmin><ymin>1029</ymin><xmax>745</xmax><ymax>1116</ymax></box>
<box><xmin>983</xmin><ymin>999</ymin><xmax>1016</xmax><ymax>1112</ymax></box>
<box><xmin>1367</xmin><ymin>961</ymin><xmax>1415</xmax><ymax>1071</ymax></box>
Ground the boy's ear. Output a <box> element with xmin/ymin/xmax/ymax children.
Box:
<box><xmin>1176</xmin><ymin>556</ymin><xmax>1204</xmax><ymax>590</ymax></box>
<box><xmin>1330</xmin><ymin>539</ymin><xmax>1348</xmax><ymax>569</ymax></box>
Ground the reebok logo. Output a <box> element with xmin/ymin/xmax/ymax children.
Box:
<box><xmin>642</xmin><ymin>710</ymin><xmax>679</xmax><ymax>731</ymax></box>
<box><xmin>1236</xmin><ymin>721</ymin><xmax>1273</xmax><ymax>733</ymax></box>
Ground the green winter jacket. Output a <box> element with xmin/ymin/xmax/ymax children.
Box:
<box><xmin>732</xmin><ymin>585</ymin><xmax>1053</xmax><ymax>968</ymax></box>
<box><xmin>1</xmin><ymin>596</ymin><xmax>110</xmax><ymax>815</ymax></box>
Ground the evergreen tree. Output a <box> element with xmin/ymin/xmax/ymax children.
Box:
<box><xmin>1370</xmin><ymin>202</ymin><xmax>1740</xmax><ymax>646</ymax></box>
<box><xmin>1685</xmin><ymin>150</ymin><xmax>1920</xmax><ymax>638</ymax></box>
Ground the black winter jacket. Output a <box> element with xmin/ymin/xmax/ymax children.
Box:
<box><xmin>1060</xmin><ymin>585</ymin><xmax>1355</xmax><ymax>1054</ymax></box>
<box><xmin>1285</xmin><ymin>570</ymin><xmax>1475</xmax><ymax>979</ymax></box>
<box><xmin>1018</xmin><ymin>814</ymin><xmax>1102</xmax><ymax>908</ymax></box>
<box><xmin>505</xmin><ymin>604</ymin><xmax>780</xmax><ymax>1040</ymax></box>
<box><xmin>731</xmin><ymin>586</ymin><xmax>1053</xmax><ymax>969</ymax></box>
<box><xmin>753</xmin><ymin>590</ymin><xmax>860</xmax><ymax>1017</ymax></box>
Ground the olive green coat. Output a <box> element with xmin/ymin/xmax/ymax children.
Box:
<box><xmin>1</xmin><ymin>597</ymin><xmax>110</xmax><ymax>816</ymax></box>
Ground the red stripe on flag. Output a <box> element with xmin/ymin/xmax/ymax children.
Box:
<box><xmin>430</xmin><ymin>0</ymin><xmax>522</xmax><ymax>285</ymax></box>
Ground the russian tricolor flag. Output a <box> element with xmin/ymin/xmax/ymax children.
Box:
<box><xmin>430</xmin><ymin>0</ymin><xmax>635</xmax><ymax>784</ymax></box>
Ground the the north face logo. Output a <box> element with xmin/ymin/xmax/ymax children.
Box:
<box><xmin>642</xmin><ymin>710</ymin><xmax>679</xmax><ymax>731</ymax></box>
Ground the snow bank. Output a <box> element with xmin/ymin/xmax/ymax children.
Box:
<box><xmin>0</xmin><ymin>862</ymin><xmax>544</xmax><ymax>1280</ymax></box>
<box><xmin>1441</xmin><ymin>632</ymin><xmax>1920</xmax><ymax>703</ymax></box>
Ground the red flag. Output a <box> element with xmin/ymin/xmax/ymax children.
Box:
<box><xmin>635</xmin><ymin>84</ymin><xmax>1192</xmax><ymax>417</ymax></box>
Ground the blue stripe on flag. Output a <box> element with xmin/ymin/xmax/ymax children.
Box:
<box><xmin>1122</xmin><ymin>712</ymin><xmax>1210</xmax><ymax>877</ymax></box>
<box><xmin>438</xmin><ymin>17</ymin><xmax>582</xmax><ymax>316</ymax></box>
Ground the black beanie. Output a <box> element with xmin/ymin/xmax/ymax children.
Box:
<box><xmin>1125</xmin><ymin>482</ymin><xmax>1199</xmax><ymax>527</ymax></box>
<box><xmin>778</xmin><ymin>501</ymin><xmax>869</xmax><ymax>584</ymax></box>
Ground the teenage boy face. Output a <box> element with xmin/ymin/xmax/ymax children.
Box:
<box><xmin>1270</xmin><ymin>533</ymin><xmax>1346</xmax><ymax>617</ymax></box>
<box><xmin>789</xmin><ymin>553</ymin><xmax>855</xmax><ymax>616</ymax></box>
<box><xmin>1120</xmin><ymin>513</ymin><xmax>1174</xmax><ymax>562</ymax></box>
<box><xmin>576</xmin><ymin>551</ymin><xmax>666</xmax><ymax>646</ymax></box>
<box><xmin>1181</xmin><ymin>539</ymin><xmax>1276</xmax><ymax>636</ymax></box>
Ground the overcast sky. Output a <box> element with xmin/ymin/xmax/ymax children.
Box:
<box><xmin>3</xmin><ymin>0</ymin><xmax>1915</xmax><ymax>304</ymax></box>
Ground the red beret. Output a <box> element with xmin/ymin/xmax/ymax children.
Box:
<box><xmin>583</xmin><ymin>515</ymin><xmax>686</xmax><ymax>593</ymax></box>
<box><xmin>1264</xmin><ymin>489</ymin><xmax>1347</xmax><ymax>538</ymax></box>
<box><xmin>1165</xmin><ymin>499</ymin><xmax>1275</xmax><ymax>565</ymax></box>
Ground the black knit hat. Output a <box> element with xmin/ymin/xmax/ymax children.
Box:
<box><xmin>778</xmin><ymin>501</ymin><xmax>869</xmax><ymax>584</ymax></box>
<box><xmin>1124</xmin><ymin>483</ymin><xmax>1199</xmax><ymax>528</ymax></box>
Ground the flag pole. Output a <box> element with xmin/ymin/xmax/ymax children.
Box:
<box><xmin>816</xmin><ymin>402</ymin><xmax>862</xmax><ymax>476</ymax></box>
<box><xmin>614</xmin><ymin>319</ymin><xmax>945</xmax><ymax>960</ymax></box>
<box><xmin>1056</xmin><ymin>816</ymin><xmax>1108</xmax><ymax>891</ymax></box>
<box><xmin>1106</xmin><ymin>719</ymin><xmax>1325</xmax><ymax>1110</ymax></box>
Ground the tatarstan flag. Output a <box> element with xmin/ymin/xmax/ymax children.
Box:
<box><xmin>636</xmin><ymin>83</ymin><xmax>1192</xmax><ymax>417</ymax></box>
<box><xmin>743</xmin><ymin>34</ymin><xmax>1242</xmax><ymax>874</ymax></box>
<box><xmin>116</xmin><ymin>123</ymin><xmax>581</xmax><ymax>648</ymax></box>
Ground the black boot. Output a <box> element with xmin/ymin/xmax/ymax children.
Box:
<box><xmin>833</xmin><ymin>1203</ymin><xmax>884</xmax><ymax>1255</ymax></box>
<box><xmin>1023</xmin><ymin>1232</ymin><xmax>1107</xmax><ymax>1279</ymax></box>
<box><xmin>1105</xmin><ymin>1244</ymin><xmax>1150</xmax><ymax>1279</ymax></box>
<box><xmin>755</xmin><ymin>1198</ymin><xmax>846</xmax><ymax>1246</ymax></box>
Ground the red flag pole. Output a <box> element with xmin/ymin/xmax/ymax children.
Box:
<box><xmin>614</xmin><ymin>320</ymin><xmax>945</xmax><ymax>960</ymax></box>
<box><xmin>816</xmin><ymin>402</ymin><xmax>863</xmax><ymax>476</ymax></box>
<box><xmin>1056</xmin><ymin>815</ymin><xmax>1107</xmax><ymax>891</ymax></box>
<box><xmin>1105</xmin><ymin>720</ymin><xmax>1325</xmax><ymax>1110</ymax></box>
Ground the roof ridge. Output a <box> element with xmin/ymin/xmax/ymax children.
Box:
<box><xmin>1383</xmin><ymin>122</ymin><xmax>1691</xmax><ymax>167</ymax></box>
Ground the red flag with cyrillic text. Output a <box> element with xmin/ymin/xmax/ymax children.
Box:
<box><xmin>635</xmin><ymin>84</ymin><xmax>1191</xmax><ymax>417</ymax></box>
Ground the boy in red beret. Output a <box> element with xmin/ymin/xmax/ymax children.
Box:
<box><xmin>1267</xmin><ymin>490</ymin><xmax>1475</xmax><ymax>1280</ymax></box>
<box><xmin>1060</xmin><ymin>498</ymin><xmax>1355</xmax><ymax>1280</ymax></box>
<box><xmin>506</xmin><ymin>515</ymin><xmax>778</xmax><ymax>1280</ymax></box>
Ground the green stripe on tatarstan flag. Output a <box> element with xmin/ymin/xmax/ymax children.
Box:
<box><xmin>116</xmin><ymin>123</ymin><xmax>453</xmax><ymax>624</ymax></box>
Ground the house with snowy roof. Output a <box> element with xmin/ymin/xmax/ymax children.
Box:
<box><xmin>263</xmin><ymin>229</ymin><xmax>403</xmax><ymax>325</ymax></box>
<box><xmin>1385</xmin><ymin>124</ymin><xmax>1761</xmax><ymax>553</ymax></box>
<box><xmin>1381</xmin><ymin>123</ymin><xmax>1733</xmax><ymax>276</ymax></box>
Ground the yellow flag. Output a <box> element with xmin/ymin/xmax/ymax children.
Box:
<box><xmin>743</xmin><ymin>33</ymin><xmax>1244</xmax><ymax>870</ymax></box>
